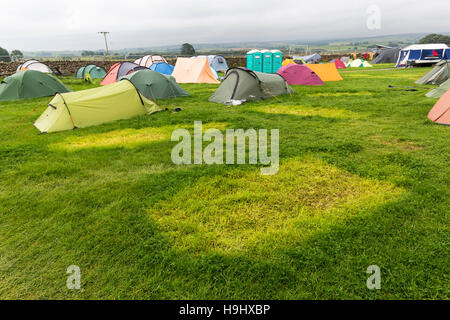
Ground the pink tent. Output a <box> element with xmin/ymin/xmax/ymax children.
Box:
<box><xmin>277</xmin><ymin>64</ymin><xmax>324</xmax><ymax>85</ymax></box>
<box><xmin>331</xmin><ymin>59</ymin><xmax>347</xmax><ymax>69</ymax></box>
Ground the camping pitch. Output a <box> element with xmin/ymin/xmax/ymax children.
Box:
<box><xmin>416</xmin><ymin>60</ymin><xmax>450</xmax><ymax>85</ymax></box>
<box><xmin>100</xmin><ymin>62</ymin><xmax>147</xmax><ymax>86</ymax></box>
<box><xmin>0</xmin><ymin>70</ymin><xmax>71</xmax><ymax>102</ymax></box>
<box><xmin>16</xmin><ymin>60</ymin><xmax>53</xmax><ymax>73</ymax></box>
<box><xmin>134</xmin><ymin>55</ymin><xmax>168</xmax><ymax>68</ymax></box>
<box><xmin>149</xmin><ymin>62</ymin><xmax>175</xmax><ymax>75</ymax></box>
<box><xmin>121</xmin><ymin>70</ymin><xmax>190</xmax><ymax>100</ymax></box>
<box><xmin>427</xmin><ymin>89</ymin><xmax>450</xmax><ymax>125</ymax></box>
<box><xmin>330</xmin><ymin>59</ymin><xmax>346</xmax><ymax>69</ymax></box>
<box><xmin>426</xmin><ymin>79</ymin><xmax>450</xmax><ymax>98</ymax></box>
<box><xmin>307</xmin><ymin>63</ymin><xmax>343</xmax><ymax>82</ymax></box>
<box><xmin>172</xmin><ymin>58</ymin><xmax>220</xmax><ymax>84</ymax></box>
<box><xmin>277</xmin><ymin>64</ymin><xmax>324</xmax><ymax>85</ymax></box>
<box><xmin>209</xmin><ymin>67</ymin><xmax>293</xmax><ymax>104</ymax></box>
<box><xmin>34</xmin><ymin>80</ymin><xmax>161</xmax><ymax>133</ymax></box>
<box><xmin>76</xmin><ymin>64</ymin><xmax>107</xmax><ymax>79</ymax></box>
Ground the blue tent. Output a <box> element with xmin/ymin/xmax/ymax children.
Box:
<box><xmin>295</xmin><ymin>53</ymin><xmax>321</xmax><ymax>63</ymax></box>
<box><xmin>196</xmin><ymin>55</ymin><xmax>229</xmax><ymax>72</ymax></box>
<box><xmin>150</xmin><ymin>62</ymin><xmax>175</xmax><ymax>75</ymax></box>
<box><xmin>396</xmin><ymin>44</ymin><xmax>449</xmax><ymax>67</ymax></box>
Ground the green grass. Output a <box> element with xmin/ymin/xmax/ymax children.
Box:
<box><xmin>0</xmin><ymin>67</ymin><xmax>449</xmax><ymax>300</ymax></box>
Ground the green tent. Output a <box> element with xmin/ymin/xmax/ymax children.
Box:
<box><xmin>75</xmin><ymin>64</ymin><xmax>107</xmax><ymax>79</ymax></box>
<box><xmin>0</xmin><ymin>70</ymin><xmax>71</xmax><ymax>102</ymax></box>
<box><xmin>416</xmin><ymin>60</ymin><xmax>450</xmax><ymax>85</ymax></box>
<box><xmin>426</xmin><ymin>79</ymin><xmax>450</xmax><ymax>98</ymax></box>
<box><xmin>34</xmin><ymin>80</ymin><xmax>162</xmax><ymax>133</ymax></box>
<box><xmin>209</xmin><ymin>67</ymin><xmax>293</xmax><ymax>104</ymax></box>
<box><xmin>120</xmin><ymin>69</ymin><xmax>189</xmax><ymax>100</ymax></box>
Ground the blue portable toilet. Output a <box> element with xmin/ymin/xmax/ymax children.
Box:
<box><xmin>261</xmin><ymin>50</ymin><xmax>273</xmax><ymax>73</ymax></box>
<box><xmin>253</xmin><ymin>51</ymin><xmax>263</xmax><ymax>72</ymax></box>
<box><xmin>271</xmin><ymin>50</ymin><xmax>283</xmax><ymax>73</ymax></box>
<box><xmin>247</xmin><ymin>50</ymin><xmax>257</xmax><ymax>70</ymax></box>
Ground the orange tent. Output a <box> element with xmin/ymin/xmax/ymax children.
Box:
<box><xmin>427</xmin><ymin>89</ymin><xmax>450</xmax><ymax>125</ymax></box>
<box><xmin>307</xmin><ymin>63</ymin><xmax>343</xmax><ymax>82</ymax></box>
<box><xmin>172</xmin><ymin>58</ymin><xmax>220</xmax><ymax>84</ymax></box>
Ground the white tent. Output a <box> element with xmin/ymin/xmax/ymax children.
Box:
<box><xmin>16</xmin><ymin>60</ymin><xmax>52</xmax><ymax>73</ymax></box>
<box><xmin>134</xmin><ymin>55</ymin><xmax>168</xmax><ymax>68</ymax></box>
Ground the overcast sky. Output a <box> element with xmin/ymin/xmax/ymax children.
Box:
<box><xmin>1</xmin><ymin>0</ymin><xmax>449</xmax><ymax>51</ymax></box>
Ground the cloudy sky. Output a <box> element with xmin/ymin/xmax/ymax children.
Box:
<box><xmin>1</xmin><ymin>0</ymin><xmax>449</xmax><ymax>51</ymax></box>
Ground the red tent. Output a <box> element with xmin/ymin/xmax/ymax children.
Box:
<box><xmin>330</xmin><ymin>59</ymin><xmax>347</xmax><ymax>69</ymax></box>
<box><xmin>428</xmin><ymin>89</ymin><xmax>450</xmax><ymax>125</ymax></box>
<box><xmin>277</xmin><ymin>64</ymin><xmax>324</xmax><ymax>85</ymax></box>
<box><xmin>100</xmin><ymin>62</ymin><xmax>147</xmax><ymax>86</ymax></box>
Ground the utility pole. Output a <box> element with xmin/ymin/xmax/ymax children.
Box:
<box><xmin>98</xmin><ymin>32</ymin><xmax>110</xmax><ymax>56</ymax></box>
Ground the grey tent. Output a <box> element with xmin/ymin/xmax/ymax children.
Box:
<box><xmin>426</xmin><ymin>79</ymin><xmax>450</xmax><ymax>98</ymax></box>
<box><xmin>372</xmin><ymin>48</ymin><xmax>401</xmax><ymax>64</ymax></box>
<box><xmin>209</xmin><ymin>67</ymin><xmax>293</xmax><ymax>104</ymax></box>
<box><xmin>120</xmin><ymin>69</ymin><xmax>190</xmax><ymax>100</ymax></box>
<box><xmin>341</xmin><ymin>56</ymin><xmax>350</xmax><ymax>64</ymax></box>
<box><xmin>295</xmin><ymin>53</ymin><xmax>321</xmax><ymax>63</ymax></box>
<box><xmin>416</xmin><ymin>60</ymin><xmax>450</xmax><ymax>85</ymax></box>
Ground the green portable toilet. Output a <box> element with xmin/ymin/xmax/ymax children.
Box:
<box><xmin>253</xmin><ymin>51</ymin><xmax>263</xmax><ymax>72</ymax></box>
<box><xmin>262</xmin><ymin>50</ymin><xmax>273</xmax><ymax>73</ymax></box>
<box><xmin>271</xmin><ymin>50</ymin><xmax>283</xmax><ymax>73</ymax></box>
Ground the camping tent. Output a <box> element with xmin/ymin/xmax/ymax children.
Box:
<box><xmin>427</xmin><ymin>89</ymin><xmax>450</xmax><ymax>125</ymax></box>
<box><xmin>426</xmin><ymin>79</ymin><xmax>450</xmax><ymax>98</ymax></box>
<box><xmin>100</xmin><ymin>62</ymin><xmax>147</xmax><ymax>86</ymax></box>
<box><xmin>295</xmin><ymin>53</ymin><xmax>321</xmax><ymax>63</ymax></box>
<box><xmin>0</xmin><ymin>70</ymin><xmax>71</xmax><ymax>102</ymax></box>
<box><xmin>75</xmin><ymin>64</ymin><xmax>107</xmax><ymax>79</ymax></box>
<box><xmin>307</xmin><ymin>63</ymin><xmax>343</xmax><ymax>81</ymax></box>
<box><xmin>330</xmin><ymin>59</ymin><xmax>346</xmax><ymax>69</ymax></box>
<box><xmin>277</xmin><ymin>64</ymin><xmax>324</xmax><ymax>85</ymax></box>
<box><xmin>347</xmin><ymin>59</ymin><xmax>372</xmax><ymax>68</ymax></box>
<box><xmin>415</xmin><ymin>60</ymin><xmax>450</xmax><ymax>85</ymax></box>
<box><xmin>209</xmin><ymin>67</ymin><xmax>293</xmax><ymax>104</ymax></box>
<box><xmin>202</xmin><ymin>55</ymin><xmax>228</xmax><ymax>72</ymax></box>
<box><xmin>172</xmin><ymin>57</ymin><xmax>220</xmax><ymax>84</ymax></box>
<box><xmin>282</xmin><ymin>59</ymin><xmax>296</xmax><ymax>66</ymax></box>
<box><xmin>397</xmin><ymin>44</ymin><xmax>449</xmax><ymax>67</ymax></box>
<box><xmin>134</xmin><ymin>55</ymin><xmax>168</xmax><ymax>68</ymax></box>
<box><xmin>149</xmin><ymin>62</ymin><xmax>175</xmax><ymax>75</ymax></box>
<box><xmin>34</xmin><ymin>80</ymin><xmax>161</xmax><ymax>133</ymax></box>
<box><xmin>371</xmin><ymin>48</ymin><xmax>401</xmax><ymax>64</ymax></box>
<box><xmin>121</xmin><ymin>70</ymin><xmax>190</xmax><ymax>100</ymax></box>
<box><xmin>16</xmin><ymin>60</ymin><xmax>53</xmax><ymax>73</ymax></box>
<box><xmin>341</xmin><ymin>56</ymin><xmax>350</xmax><ymax>64</ymax></box>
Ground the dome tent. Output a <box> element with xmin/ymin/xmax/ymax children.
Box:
<box><xmin>415</xmin><ymin>60</ymin><xmax>450</xmax><ymax>85</ymax></box>
<box><xmin>100</xmin><ymin>62</ymin><xmax>147</xmax><ymax>86</ymax></box>
<box><xmin>277</xmin><ymin>64</ymin><xmax>324</xmax><ymax>85</ymax></box>
<box><xmin>209</xmin><ymin>67</ymin><xmax>293</xmax><ymax>104</ymax></box>
<box><xmin>34</xmin><ymin>80</ymin><xmax>161</xmax><ymax>133</ymax></box>
<box><xmin>134</xmin><ymin>55</ymin><xmax>168</xmax><ymax>68</ymax></box>
<box><xmin>198</xmin><ymin>55</ymin><xmax>229</xmax><ymax>72</ymax></box>
<box><xmin>330</xmin><ymin>59</ymin><xmax>346</xmax><ymax>69</ymax></box>
<box><xmin>426</xmin><ymin>79</ymin><xmax>450</xmax><ymax>98</ymax></box>
<box><xmin>347</xmin><ymin>59</ymin><xmax>372</xmax><ymax>68</ymax></box>
<box><xmin>149</xmin><ymin>62</ymin><xmax>175</xmax><ymax>75</ymax></box>
<box><xmin>0</xmin><ymin>70</ymin><xmax>71</xmax><ymax>102</ymax></box>
<box><xmin>172</xmin><ymin>58</ymin><xmax>220</xmax><ymax>84</ymax></box>
<box><xmin>75</xmin><ymin>64</ymin><xmax>107</xmax><ymax>79</ymax></box>
<box><xmin>120</xmin><ymin>70</ymin><xmax>190</xmax><ymax>100</ymax></box>
<box><xmin>16</xmin><ymin>60</ymin><xmax>53</xmax><ymax>73</ymax></box>
<box><xmin>427</xmin><ymin>89</ymin><xmax>450</xmax><ymax>125</ymax></box>
<box><xmin>307</xmin><ymin>63</ymin><xmax>343</xmax><ymax>81</ymax></box>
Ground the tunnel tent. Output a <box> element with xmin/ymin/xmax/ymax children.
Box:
<box><xmin>426</xmin><ymin>79</ymin><xmax>450</xmax><ymax>98</ymax></box>
<box><xmin>100</xmin><ymin>62</ymin><xmax>147</xmax><ymax>86</ymax></box>
<box><xmin>427</xmin><ymin>89</ymin><xmax>450</xmax><ymax>125</ymax></box>
<box><xmin>134</xmin><ymin>55</ymin><xmax>168</xmax><ymax>68</ymax></box>
<box><xmin>76</xmin><ymin>64</ymin><xmax>107</xmax><ymax>79</ymax></box>
<box><xmin>277</xmin><ymin>64</ymin><xmax>324</xmax><ymax>85</ymax></box>
<box><xmin>371</xmin><ymin>48</ymin><xmax>401</xmax><ymax>64</ymax></box>
<box><xmin>209</xmin><ymin>67</ymin><xmax>293</xmax><ymax>104</ymax></box>
<box><xmin>16</xmin><ymin>60</ymin><xmax>53</xmax><ymax>73</ymax></box>
<box><xmin>34</xmin><ymin>80</ymin><xmax>162</xmax><ymax>133</ymax></box>
<box><xmin>307</xmin><ymin>63</ymin><xmax>343</xmax><ymax>81</ymax></box>
<box><xmin>0</xmin><ymin>70</ymin><xmax>71</xmax><ymax>102</ymax></box>
<box><xmin>121</xmin><ymin>69</ymin><xmax>190</xmax><ymax>100</ymax></box>
<box><xmin>149</xmin><ymin>62</ymin><xmax>175</xmax><ymax>75</ymax></box>
<box><xmin>415</xmin><ymin>60</ymin><xmax>450</xmax><ymax>85</ymax></box>
<box><xmin>172</xmin><ymin>57</ymin><xmax>220</xmax><ymax>84</ymax></box>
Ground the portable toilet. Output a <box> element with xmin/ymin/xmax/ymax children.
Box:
<box><xmin>261</xmin><ymin>50</ymin><xmax>273</xmax><ymax>73</ymax></box>
<box><xmin>246</xmin><ymin>50</ymin><xmax>257</xmax><ymax>70</ymax></box>
<box><xmin>271</xmin><ymin>50</ymin><xmax>283</xmax><ymax>73</ymax></box>
<box><xmin>253</xmin><ymin>51</ymin><xmax>263</xmax><ymax>72</ymax></box>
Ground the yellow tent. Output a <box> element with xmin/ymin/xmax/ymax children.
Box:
<box><xmin>282</xmin><ymin>59</ymin><xmax>296</xmax><ymax>66</ymax></box>
<box><xmin>34</xmin><ymin>80</ymin><xmax>161</xmax><ymax>133</ymax></box>
<box><xmin>307</xmin><ymin>63</ymin><xmax>343</xmax><ymax>82</ymax></box>
<box><xmin>172</xmin><ymin>57</ymin><xmax>220</xmax><ymax>84</ymax></box>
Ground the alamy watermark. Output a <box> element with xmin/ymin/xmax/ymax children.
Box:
<box><xmin>366</xmin><ymin>265</ymin><xmax>381</xmax><ymax>290</ymax></box>
<box><xmin>366</xmin><ymin>5</ymin><xmax>381</xmax><ymax>30</ymax></box>
<box><xmin>171</xmin><ymin>121</ymin><xmax>279</xmax><ymax>175</ymax></box>
<box><xmin>66</xmin><ymin>265</ymin><xmax>81</xmax><ymax>290</ymax></box>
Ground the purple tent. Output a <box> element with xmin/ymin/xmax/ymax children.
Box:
<box><xmin>277</xmin><ymin>64</ymin><xmax>324</xmax><ymax>85</ymax></box>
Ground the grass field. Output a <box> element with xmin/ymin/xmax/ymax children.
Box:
<box><xmin>0</xmin><ymin>64</ymin><xmax>448</xmax><ymax>299</ymax></box>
